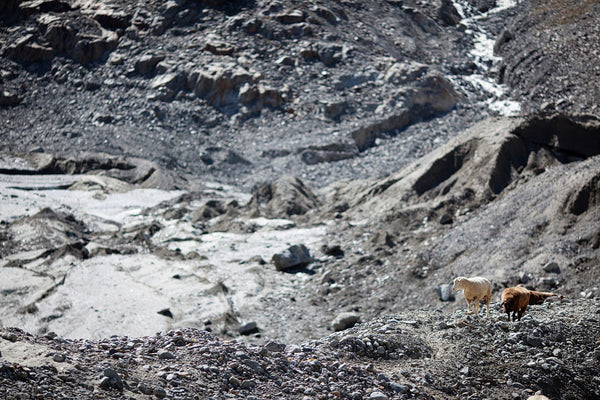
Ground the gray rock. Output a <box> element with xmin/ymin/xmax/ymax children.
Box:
<box><xmin>321</xmin><ymin>244</ymin><xmax>345</xmax><ymax>258</ymax></box>
<box><xmin>158</xmin><ymin>350</ymin><xmax>175</xmax><ymax>360</ymax></box>
<box><xmin>228</xmin><ymin>375</ymin><xmax>241</xmax><ymax>387</ymax></box>
<box><xmin>94</xmin><ymin>9</ymin><xmax>131</xmax><ymax>29</ymax></box>
<box><xmin>246</xmin><ymin>176</ymin><xmax>321</xmax><ymax>218</ymax></box>
<box><xmin>543</xmin><ymin>262</ymin><xmax>561</xmax><ymax>274</ymax></box>
<box><xmin>384</xmin><ymin>61</ymin><xmax>429</xmax><ymax>85</ymax></box>
<box><xmin>188</xmin><ymin>62</ymin><xmax>254</xmax><ymax>107</ymax></box>
<box><xmin>203</xmin><ymin>36</ymin><xmax>234</xmax><ymax>56</ymax></box>
<box><xmin>272</xmin><ymin>244</ymin><xmax>314</xmax><ymax>271</ymax></box>
<box><xmin>243</xmin><ymin>359</ymin><xmax>264</xmax><ymax>374</ymax></box>
<box><xmin>99</xmin><ymin>367</ymin><xmax>124</xmax><ymax>391</ymax></box>
<box><xmin>300</xmin><ymin>143</ymin><xmax>358</xmax><ymax>165</ymax></box>
<box><xmin>0</xmin><ymin>90</ymin><xmax>22</xmax><ymax>106</ymax></box>
<box><xmin>276</xmin><ymin>10</ymin><xmax>305</xmax><ymax>24</ymax></box>
<box><xmin>263</xmin><ymin>341</ymin><xmax>286</xmax><ymax>353</ymax></box>
<box><xmin>321</xmin><ymin>99</ymin><xmax>347</xmax><ymax>120</ymax></box>
<box><xmin>153</xmin><ymin>386</ymin><xmax>167</xmax><ymax>399</ymax></box>
<box><xmin>1</xmin><ymin>332</ymin><xmax>18</xmax><ymax>342</ymax></box>
<box><xmin>540</xmin><ymin>277</ymin><xmax>557</xmax><ymax>288</ymax></box>
<box><xmin>239</xmin><ymin>322</ymin><xmax>259</xmax><ymax>335</ymax></box>
<box><xmin>390</xmin><ymin>382</ymin><xmax>410</xmax><ymax>393</ymax></box>
<box><xmin>351</xmin><ymin>110</ymin><xmax>411</xmax><ymax>151</ymax></box>
<box><xmin>436</xmin><ymin>284</ymin><xmax>455</xmax><ymax>302</ymax></box>
<box><xmin>312</xmin><ymin>5</ymin><xmax>339</xmax><ymax>24</ymax></box>
<box><xmin>135</xmin><ymin>54</ymin><xmax>165</xmax><ymax>76</ymax></box>
<box><xmin>151</xmin><ymin>72</ymin><xmax>186</xmax><ymax>92</ymax></box>
<box><xmin>524</xmin><ymin>335</ymin><xmax>542</xmax><ymax>347</ymax></box>
<box><xmin>369</xmin><ymin>390</ymin><xmax>388</xmax><ymax>400</ymax></box>
<box><xmin>242</xmin><ymin>17</ymin><xmax>262</xmax><ymax>33</ymax></box>
<box><xmin>5</xmin><ymin>35</ymin><xmax>55</xmax><ymax>62</ymax></box>
<box><xmin>439</xmin><ymin>213</ymin><xmax>453</xmax><ymax>225</ymax></box>
<box><xmin>275</xmin><ymin>55</ymin><xmax>295</xmax><ymax>66</ymax></box>
<box><xmin>137</xmin><ymin>382</ymin><xmax>153</xmax><ymax>395</ymax></box>
<box><xmin>410</xmin><ymin>73</ymin><xmax>460</xmax><ymax>113</ymax></box>
<box><xmin>332</xmin><ymin>312</ymin><xmax>360</xmax><ymax>331</ymax></box>
<box><xmin>438</xmin><ymin>0</ymin><xmax>461</xmax><ymax>26</ymax></box>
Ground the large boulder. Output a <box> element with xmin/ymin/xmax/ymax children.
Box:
<box><xmin>4</xmin><ymin>208</ymin><xmax>89</xmax><ymax>255</ymax></box>
<box><xmin>438</xmin><ymin>0</ymin><xmax>461</xmax><ymax>26</ymax></box>
<box><xmin>331</xmin><ymin>312</ymin><xmax>360</xmax><ymax>331</ymax></box>
<box><xmin>410</xmin><ymin>73</ymin><xmax>461</xmax><ymax>114</ymax></box>
<box><xmin>188</xmin><ymin>62</ymin><xmax>255</xmax><ymax>107</ymax></box>
<box><xmin>350</xmin><ymin>73</ymin><xmax>460</xmax><ymax>151</ymax></box>
<box><xmin>18</xmin><ymin>0</ymin><xmax>72</xmax><ymax>17</ymax></box>
<box><xmin>4</xmin><ymin>34</ymin><xmax>55</xmax><ymax>62</ymax></box>
<box><xmin>300</xmin><ymin>142</ymin><xmax>358</xmax><ymax>165</ymax></box>
<box><xmin>383</xmin><ymin>61</ymin><xmax>428</xmax><ymax>85</ymax></box>
<box><xmin>135</xmin><ymin>54</ymin><xmax>165</xmax><ymax>76</ymax></box>
<box><xmin>238</xmin><ymin>83</ymin><xmax>290</xmax><ymax>113</ymax></box>
<box><xmin>272</xmin><ymin>244</ymin><xmax>314</xmax><ymax>271</ymax></box>
<box><xmin>5</xmin><ymin>14</ymin><xmax>118</xmax><ymax>64</ymax></box>
<box><xmin>246</xmin><ymin>176</ymin><xmax>321</xmax><ymax>218</ymax></box>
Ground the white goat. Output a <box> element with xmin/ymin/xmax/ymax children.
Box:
<box><xmin>452</xmin><ymin>276</ymin><xmax>492</xmax><ymax>317</ymax></box>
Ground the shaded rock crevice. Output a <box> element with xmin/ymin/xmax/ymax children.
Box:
<box><xmin>512</xmin><ymin>113</ymin><xmax>600</xmax><ymax>160</ymax></box>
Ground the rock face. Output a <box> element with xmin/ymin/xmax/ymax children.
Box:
<box><xmin>4</xmin><ymin>12</ymin><xmax>118</xmax><ymax>64</ymax></box>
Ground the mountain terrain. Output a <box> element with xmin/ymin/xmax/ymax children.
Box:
<box><xmin>1</xmin><ymin>0</ymin><xmax>600</xmax><ymax>399</ymax></box>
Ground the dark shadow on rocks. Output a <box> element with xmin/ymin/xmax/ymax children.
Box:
<box><xmin>512</xmin><ymin>113</ymin><xmax>600</xmax><ymax>160</ymax></box>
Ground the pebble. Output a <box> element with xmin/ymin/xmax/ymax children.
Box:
<box><xmin>369</xmin><ymin>390</ymin><xmax>388</xmax><ymax>400</ymax></box>
<box><xmin>154</xmin><ymin>386</ymin><xmax>167</xmax><ymax>399</ymax></box>
<box><xmin>100</xmin><ymin>367</ymin><xmax>124</xmax><ymax>391</ymax></box>
<box><xmin>243</xmin><ymin>359</ymin><xmax>264</xmax><ymax>373</ymax></box>
<box><xmin>158</xmin><ymin>350</ymin><xmax>176</xmax><ymax>360</ymax></box>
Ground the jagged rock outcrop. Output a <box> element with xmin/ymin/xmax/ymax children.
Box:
<box><xmin>246</xmin><ymin>176</ymin><xmax>321</xmax><ymax>218</ymax></box>
<box><xmin>351</xmin><ymin>72</ymin><xmax>461</xmax><ymax>151</ymax></box>
<box><xmin>4</xmin><ymin>11</ymin><xmax>118</xmax><ymax>63</ymax></box>
<box><xmin>19</xmin><ymin>152</ymin><xmax>187</xmax><ymax>190</ymax></box>
<box><xmin>337</xmin><ymin>113</ymin><xmax>600</xmax><ymax>222</ymax></box>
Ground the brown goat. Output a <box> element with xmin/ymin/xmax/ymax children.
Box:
<box><xmin>501</xmin><ymin>287</ymin><xmax>531</xmax><ymax>321</ymax></box>
<box><xmin>502</xmin><ymin>287</ymin><xmax>564</xmax><ymax>321</ymax></box>
<box><xmin>528</xmin><ymin>290</ymin><xmax>564</xmax><ymax>305</ymax></box>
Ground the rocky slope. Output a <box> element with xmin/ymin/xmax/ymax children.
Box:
<box><xmin>2</xmin><ymin>0</ymin><xmax>600</xmax><ymax>399</ymax></box>
<box><xmin>1</xmin><ymin>0</ymin><xmax>524</xmax><ymax>190</ymax></box>
<box><xmin>2</xmin><ymin>299</ymin><xmax>599</xmax><ymax>400</ymax></box>
<box><xmin>494</xmin><ymin>0</ymin><xmax>600</xmax><ymax>115</ymax></box>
